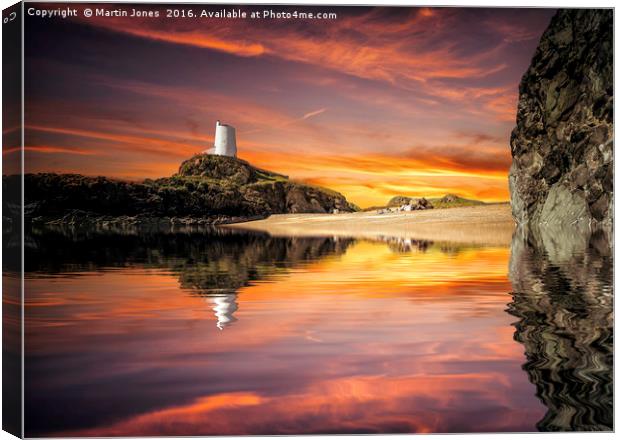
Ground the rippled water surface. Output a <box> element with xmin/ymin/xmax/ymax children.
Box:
<box><xmin>23</xmin><ymin>226</ymin><xmax>613</xmax><ymax>435</ymax></box>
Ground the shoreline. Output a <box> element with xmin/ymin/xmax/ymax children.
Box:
<box><xmin>23</xmin><ymin>213</ymin><xmax>268</xmax><ymax>228</ymax></box>
<box><xmin>21</xmin><ymin>204</ymin><xmax>517</xmax><ymax>247</ymax></box>
<box><xmin>224</xmin><ymin>204</ymin><xmax>516</xmax><ymax>246</ymax></box>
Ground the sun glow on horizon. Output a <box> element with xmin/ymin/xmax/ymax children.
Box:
<box><xmin>21</xmin><ymin>5</ymin><xmax>553</xmax><ymax>208</ymax></box>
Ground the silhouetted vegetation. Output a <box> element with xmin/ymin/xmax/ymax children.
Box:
<box><xmin>6</xmin><ymin>155</ymin><xmax>357</xmax><ymax>226</ymax></box>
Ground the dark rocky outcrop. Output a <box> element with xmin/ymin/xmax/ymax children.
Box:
<box><xmin>432</xmin><ymin>194</ymin><xmax>484</xmax><ymax>208</ymax></box>
<box><xmin>13</xmin><ymin>154</ymin><xmax>357</xmax><ymax>226</ymax></box>
<box><xmin>386</xmin><ymin>196</ymin><xmax>433</xmax><ymax>210</ymax></box>
<box><xmin>387</xmin><ymin>195</ymin><xmax>414</xmax><ymax>207</ymax></box>
<box><xmin>509</xmin><ymin>9</ymin><xmax>613</xmax><ymax>227</ymax></box>
<box><xmin>177</xmin><ymin>154</ymin><xmax>288</xmax><ymax>184</ymax></box>
<box><xmin>386</xmin><ymin>193</ymin><xmax>482</xmax><ymax>210</ymax></box>
<box><xmin>508</xmin><ymin>13</ymin><xmax>613</xmax><ymax>429</ymax></box>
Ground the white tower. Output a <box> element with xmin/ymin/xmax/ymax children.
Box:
<box><xmin>213</xmin><ymin>120</ymin><xmax>237</xmax><ymax>157</ymax></box>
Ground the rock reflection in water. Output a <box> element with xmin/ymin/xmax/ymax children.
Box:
<box><xmin>26</xmin><ymin>225</ymin><xmax>355</xmax><ymax>330</ymax></box>
<box><xmin>381</xmin><ymin>236</ymin><xmax>432</xmax><ymax>253</ymax></box>
<box><xmin>508</xmin><ymin>226</ymin><xmax>613</xmax><ymax>431</ymax></box>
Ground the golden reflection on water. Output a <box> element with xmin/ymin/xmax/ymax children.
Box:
<box><xmin>24</xmin><ymin>235</ymin><xmax>551</xmax><ymax>436</ymax></box>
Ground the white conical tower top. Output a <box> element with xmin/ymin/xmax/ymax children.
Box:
<box><xmin>213</xmin><ymin>120</ymin><xmax>237</xmax><ymax>157</ymax></box>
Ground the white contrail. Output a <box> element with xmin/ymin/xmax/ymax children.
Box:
<box><xmin>241</xmin><ymin>108</ymin><xmax>327</xmax><ymax>135</ymax></box>
<box><xmin>301</xmin><ymin>108</ymin><xmax>327</xmax><ymax>120</ymax></box>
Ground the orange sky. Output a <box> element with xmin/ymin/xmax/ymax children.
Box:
<box><xmin>20</xmin><ymin>4</ymin><xmax>555</xmax><ymax>207</ymax></box>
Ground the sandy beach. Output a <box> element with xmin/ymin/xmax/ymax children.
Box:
<box><xmin>226</xmin><ymin>203</ymin><xmax>516</xmax><ymax>246</ymax></box>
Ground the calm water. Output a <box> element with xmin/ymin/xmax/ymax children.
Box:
<box><xmin>22</xmin><ymin>225</ymin><xmax>613</xmax><ymax>435</ymax></box>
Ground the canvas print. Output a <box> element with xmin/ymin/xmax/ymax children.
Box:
<box><xmin>2</xmin><ymin>2</ymin><xmax>613</xmax><ymax>436</ymax></box>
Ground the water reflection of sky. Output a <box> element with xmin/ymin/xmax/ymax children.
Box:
<box><xmin>26</xmin><ymin>238</ymin><xmax>546</xmax><ymax>435</ymax></box>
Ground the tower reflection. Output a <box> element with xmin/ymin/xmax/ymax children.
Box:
<box><xmin>204</xmin><ymin>292</ymin><xmax>239</xmax><ymax>330</ymax></box>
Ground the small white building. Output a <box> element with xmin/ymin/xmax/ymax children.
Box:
<box><xmin>208</xmin><ymin>120</ymin><xmax>237</xmax><ymax>157</ymax></box>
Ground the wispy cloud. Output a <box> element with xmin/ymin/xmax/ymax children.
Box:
<box><xmin>72</xmin><ymin>5</ymin><xmax>548</xmax><ymax>102</ymax></box>
<box><xmin>301</xmin><ymin>108</ymin><xmax>327</xmax><ymax>121</ymax></box>
<box><xmin>26</xmin><ymin>125</ymin><xmax>201</xmax><ymax>158</ymax></box>
<box><xmin>24</xmin><ymin>145</ymin><xmax>101</xmax><ymax>156</ymax></box>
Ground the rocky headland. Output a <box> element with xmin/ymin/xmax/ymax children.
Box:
<box><xmin>507</xmin><ymin>10</ymin><xmax>614</xmax><ymax>431</ymax></box>
<box><xmin>363</xmin><ymin>193</ymin><xmax>486</xmax><ymax>212</ymax></box>
<box><xmin>10</xmin><ymin>154</ymin><xmax>358</xmax><ymax>227</ymax></box>
<box><xmin>509</xmin><ymin>9</ymin><xmax>613</xmax><ymax>228</ymax></box>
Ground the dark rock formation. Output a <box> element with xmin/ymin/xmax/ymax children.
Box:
<box><xmin>417</xmin><ymin>197</ymin><xmax>431</xmax><ymax>209</ymax></box>
<box><xmin>386</xmin><ymin>194</ymin><xmax>484</xmax><ymax>210</ymax></box>
<box><xmin>387</xmin><ymin>195</ymin><xmax>413</xmax><ymax>207</ymax></box>
<box><xmin>509</xmin><ymin>15</ymin><xmax>614</xmax><ymax>428</ymax></box>
<box><xmin>387</xmin><ymin>196</ymin><xmax>433</xmax><ymax>211</ymax></box>
<box><xmin>437</xmin><ymin>194</ymin><xmax>480</xmax><ymax>206</ymax></box>
<box><xmin>440</xmin><ymin>194</ymin><xmax>458</xmax><ymax>204</ymax></box>
<box><xmin>386</xmin><ymin>196</ymin><xmax>433</xmax><ymax>210</ymax></box>
<box><xmin>177</xmin><ymin>154</ymin><xmax>287</xmax><ymax>185</ymax></box>
<box><xmin>177</xmin><ymin>155</ymin><xmax>358</xmax><ymax>215</ymax></box>
<box><xmin>15</xmin><ymin>154</ymin><xmax>357</xmax><ymax>225</ymax></box>
<box><xmin>509</xmin><ymin>9</ymin><xmax>613</xmax><ymax>227</ymax></box>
